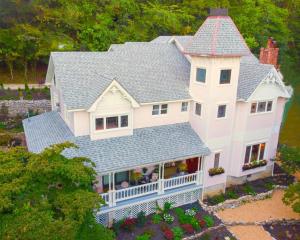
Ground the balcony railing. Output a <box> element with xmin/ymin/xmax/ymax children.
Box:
<box><xmin>100</xmin><ymin>171</ymin><xmax>202</xmax><ymax>206</ymax></box>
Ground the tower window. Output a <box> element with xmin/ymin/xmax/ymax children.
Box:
<box><xmin>220</xmin><ymin>69</ymin><xmax>231</xmax><ymax>84</ymax></box>
<box><xmin>196</xmin><ymin>68</ymin><xmax>206</xmax><ymax>83</ymax></box>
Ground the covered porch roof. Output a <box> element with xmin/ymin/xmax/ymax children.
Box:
<box><xmin>23</xmin><ymin>111</ymin><xmax>210</xmax><ymax>174</ymax></box>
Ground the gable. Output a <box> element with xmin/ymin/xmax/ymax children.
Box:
<box><xmin>248</xmin><ymin>69</ymin><xmax>291</xmax><ymax>101</ymax></box>
<box><xmin>88</xmin><ymin>80</ymin><xmax>139</xmax><ymax>113</ymax></box>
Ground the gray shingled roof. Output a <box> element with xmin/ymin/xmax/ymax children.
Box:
<box><xmin>23</xmin><ymin>112</ymin><xmax>210</xmax><ymax>173</ymax></box>
<box><xmin>184</xmin><ymin>16</ymin><xmax>250</xmax><ymax>56</ymax></box>
<box><xmin>51</xmin><ymin>43</ymin><xmax>191</xmax><ymax>110</ymax></box>
<box><xmin>237</xmin><ymin>62</ymin><xmax>273</xmax><ymax>100</ymax></box>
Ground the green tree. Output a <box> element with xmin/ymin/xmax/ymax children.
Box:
<box><xmin>0</xmin><ymin>142</ymin><xmax>114</xmax><ymax>240</ymax></box>
<box><xmin>280</xmin><ymin>145</ymin><xmax>300</xmax><ymax>214</ymax></box>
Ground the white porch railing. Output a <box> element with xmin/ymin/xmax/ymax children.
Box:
<box><xmin>164</xmin><ymin>172</ymin><xmax>198</xmax><ymax>190</ymax></box>
<box><xmin>100</xmin><ymin>171</ymin><xmax>202</xmax><ymax>206</ymax></box>
<box><xmin>115</xmin><ymin>181</ymin><xmax>159</xmax><ymax>202</ymax></box>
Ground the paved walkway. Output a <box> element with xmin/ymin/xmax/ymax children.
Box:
<box><xmin>217</xmin><ymin>190</ymin><xmax>300</xmax><ymax>240</ymax></box>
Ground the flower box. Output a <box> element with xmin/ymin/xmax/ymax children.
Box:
<box><xmin>242</xmin><ymin>160</ymin><xmax>267</xmax><ymax>171</ymax></box>
<box><xmin>208</xmin><ymin>167</ymin><xmax>225</xmax><ymax>176</ymax></box>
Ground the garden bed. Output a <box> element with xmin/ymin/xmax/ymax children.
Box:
<box><xmin>113</xmin><ymin>202</ymin><xmax>236</xmax><ymax>240</ymax></box>
<box><xmin>204</xmin><ymin>174</ymin><xmax>295</xmax><ymax>206</ymax></box>
<box><xmin>263</xmin><ymin>221</ymin><xmax>300</xmax><ymax>240</ymax></box>
<box><xmin>0</xmin><ymin>87</ymin><xmax>50</xmax><ymax>100</ymax></box>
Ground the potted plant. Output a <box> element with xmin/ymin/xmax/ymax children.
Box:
<box><xmin>178</xmin><ymin>162</ymin><xmax>187</xmax><ymax>174</ymax></box>
<box><xmin>131</xmin><ymin>171</ymin><xmax>142</xmax><ymax>184</ymax></box>
<box><xmin>242</xmin><ymin>159</ymin><xmax>267</xmax><ymax>171</ymax></box>
<box><xmin>208</xmin><ymin>167</ymin><xmax>225</xmax><ymax>176</ymax></box>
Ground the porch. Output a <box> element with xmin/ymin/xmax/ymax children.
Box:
<box><xmin>96</xmin><ymin>157</ymin><xmax>204</xmax><ymax>207</ymax></box>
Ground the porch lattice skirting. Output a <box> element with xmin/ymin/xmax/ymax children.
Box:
<box><xmin>96</xmin><ymin>188</ymin><xmax>202</xmax><ymax>226</ymax></box>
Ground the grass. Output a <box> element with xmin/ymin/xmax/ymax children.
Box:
<box><xmin>279</xmin><ymin>55</ymin><xmax>300</xmax><ymax>147</ymax></box>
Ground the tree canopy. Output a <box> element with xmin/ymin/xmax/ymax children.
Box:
<box><xmin>0</xmin><ymin>0</ymin><xmax>299</xmax><ymax>81</ymax></box>
<box><xmin>0</xmin><ymin>142</ymin><xmax>115</xmax><ymax>240</ymax></box>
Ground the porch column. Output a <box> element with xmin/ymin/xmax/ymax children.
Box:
<box><xmin>158</xmin><ymin>163</ymin><xmax>165</xmax><ymax>194</ymax></box>
<box><xmin>111</xmin><ymin>172</ymin><xmax>116</xmax><ymax>206</ymax></box>
<box><xmin>196</xmin><ymin>156</ymin><xmax>202</xmax><ymax>185</ymax></box>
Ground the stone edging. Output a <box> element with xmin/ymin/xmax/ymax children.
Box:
<box><xmin>199</xmin><ymin>185</ymin><xmax>287</xmax><ymax>212</ymax></box>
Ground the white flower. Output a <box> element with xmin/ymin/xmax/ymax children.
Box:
<box><xmin>185</xmin><ymin>209</ymin><xmax>196</xmax><ymax>217</ymax></box>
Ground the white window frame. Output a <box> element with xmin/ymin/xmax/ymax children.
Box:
<box><xmin>94</xmin><ymin>114</ymin><xmax>129</xmax><ymax>132</ymax></box>
<box><xmin>194</xmin><ymin>102</ymin><xmax>202</xmax><ymax>117</ymax></box>
<box><xmin>217</xmin><ymin>104</ymin><xmax>227</xmax><ymax>119</ymax></box>
<box><xmin>244</xmin><ymin>142</ymin><xmax>266</xmax><ymax>164</ymax></box>
<box><xmin>152</xmin><ymin>104</ymin><xmax>168</xmax><ymax>115</ymax></box>
<box><xmin>219</xmin><ymin>69</ymin><xmax>232</xmax><ymax>85</ymax></box>
<box><xmin>181</xmin><ymin>102</ymin><xmax>188</xmax><ymax>112</ymax></box>
<box><xmin>250</xmin><ymin>100</ymin><xmax>273</xmax><ymax>114</ymax></box>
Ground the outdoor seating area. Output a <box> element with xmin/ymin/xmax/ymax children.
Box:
<box><xmin>95</xmin><ymin>157</ymin><xmax>204</xmax><ymax>206</ymax></box>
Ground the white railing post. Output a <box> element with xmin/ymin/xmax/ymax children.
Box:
<box><xmin>158</xmin><ymin>163</ymin><xmax>165</xmax><ymax>194</ymax></box>
<box><xmin>196</xmin><ymin>156</ymin><xmax>201</xmax><ymax>185</ymax></box>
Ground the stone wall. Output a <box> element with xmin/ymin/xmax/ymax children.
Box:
<box><xmin>0</xmin><ymin>100</ymin><xmax>51</xmax><ymax>117</ymax></box>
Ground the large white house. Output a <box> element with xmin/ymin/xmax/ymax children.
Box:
<box><xmin>23</xmin><ymin>9</ymin><xmax>292</xmax><ymax>225</ymax></box>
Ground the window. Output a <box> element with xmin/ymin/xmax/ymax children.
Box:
<box><xmin>195</xmin><ymin>103</ymin><xmax>201</xmax><ymax>116</ymax></box>
<box><xmin>181</xmin><ymin>102</ymin><xmax>188</xmax><ymax>112</ymax></box>
<box><xmin>152</xmin><ymin>104</ymin><xmax>168</xmax><ymax>115</ymax></box>
<box><xmin>161</xmin><ymin>104</ymin><xmax>168</xmax><ymax>114</ymax></box>
<box><xmin>152</xmin><ymin>105</ymin><xmax>160</xmax><ymax>115</ymax></box>
<box><xmin>220</xmin><ymin>69</ymin><xmax>231</xmax><ymax>84</ymax></box>
<box><xmin>115</xmin><ymin>171</ymin><xmax>129</xmax><ymax>185</ymax></box>
<box><xmin>244</xmin><ymin>143</ymin><xmax>266</xmax><ymax>164</ymax></box>
<box><xmin>267</xmin><ymin>101</ymin><xmax>272</xmax><ymax>112</ymax></box>
<box><xmin>121</xmin><ymin>115</ymin><xmax>128</xmax><ymax>127</ymax></box>
<box><xmin>95</xmin><ymin>118</ymin><xmax>104</xmax><ymax>130</ymax></box>
<box><xmin>106</xmin><ymin>116</ymin><xmax>118</xmax><ymax>129</ymax></box>
<box><xmin>95</xmin><ymin>115</ymin><xmax>129</xmax><ymax>131</ymax></box>
<box><xmin>217</xmin><ymin>105</ymin><xmax>226</xmax><ymax>118</ymax></box>
<box><xmin>214</xmin><ymin>153</ymin><xmax>220</xmax><ymax>168</ymax></box>
<box><xmin>196</xmin><ymin>68</ymin><xmax>206</xmax><ymax>83</ymax></box>
<box><xmin>257</xmin><ymin>102</ymin><xmax>266</xmax><ymax>112</ymax></box>
<box><xmin>250</xmin><ymin>101</ymin><xmax>273</xmax><ymax>114</ymax></box>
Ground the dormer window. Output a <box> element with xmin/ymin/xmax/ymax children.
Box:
<box><xmin>250</xmin><ymin>101</ymin><xmax>273</xmax><ymax>114</ymax></box>
<box><xmin>220</xmin><ymin>69</ymin><xmax>231</xmax><ymax>84</ymax></box>
<box><xmin>95</xmin><ymin>115</ymin><xmax>128</xmax><ymax>131</ymax></box>
<box><xmin>196</xmin><ymin>68</ymin><xmax>206</xmax><ymax>83</ymax></box>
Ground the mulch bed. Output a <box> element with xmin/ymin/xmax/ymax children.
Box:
<box><xmin>204</xmin><ymin>172</ymin><xmax>295</xmax><ymax>206</ymax></box>
<box><xmin>263</xmin><ymin>222</ymin><xmax>300</xmax><ymax>240</ymax></box>
<box><xmin>115</xmin><ymin>202</ymin><xmax>236</xmax><ymax>240</ymax></box>
<box><xmin>194</xmin><ymin>226</ymin><xmax>236</xmax><ymax>240</ymax></box>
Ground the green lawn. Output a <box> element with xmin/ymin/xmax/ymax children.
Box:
<box><xmin>279</xmin><ymin>56</ymin><xmax>300</xmax><ymax>147</ymax></box>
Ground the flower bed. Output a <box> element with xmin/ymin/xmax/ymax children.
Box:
<box><xmin>0</xmin><ymin>87</ymin><xmax>50</xmax><ymax>100</ymax></box>
<box><xmin>242</xmin><ymin>159</ymin><xmax>267</xmax><ymax>171</ymax></box>
<box><xmin>114</xmin><ymin>202</ymin><xmax>236</xmax><ymax>240</ymax></box>
<box><xmin>208</xmin><ymin>167</ymin><xmax>225</xmax><ymax>176</ymax></box>
<box><xmin>204</xmin><ymin>173</ymin><xmax>295</xmax><ymax>206</ymax></box>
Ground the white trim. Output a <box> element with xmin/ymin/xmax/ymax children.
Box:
<box><xmin>88</xmin><ymin>80</ymin><xmax>140</xmax><ymax>112</ymax></box>
<box><xmin>151</xmin><ymin>103</ymin><xmax>168</xmax><ymax>116</ymax></box>
<box><xmin>180</xmin><ymin>101</ymin><xmax>189</xmax><ymax>112</ymax></box>
<box><xmin>140</xmin><ymin>99</ymin><xmax>192</xmax><ymax>106</ymax></box>
<box><xmin>217</xmin><ymin>68</ymin><xmax>232</xmax><ymax>86</ymax></box>
<box><xmin>249</xmin><ymin>99</ymin><xmax>274</xmax><ymax>115</ymax></box>
<box><xmin>94</xmin><ymin>113</ymin><xmax>130</xmax><ymax>133</ymax></box>
<box><xmin>194</xmin><ymin>67</ymin><xmax>207</xmax><ymax>85</ymax></box>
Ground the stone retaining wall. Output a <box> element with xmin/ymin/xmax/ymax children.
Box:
<box><xmin>199</xmin><ymin>186</ymin><xmax>287</xmax><ymax>212</ymax></box>
<box><xmin>0</xmin><ymin>100</ymin><xmax>51</xmax><ymax>117</ymax></box>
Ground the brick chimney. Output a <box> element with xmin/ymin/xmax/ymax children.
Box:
<box><xmin>259</xmin><ymin>37</ymin><xmax>279</xmax><ymax>69</ymax></box>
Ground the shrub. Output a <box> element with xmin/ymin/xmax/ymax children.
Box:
<box><xmin>174</xmin><ymin>207</ymin><xmax>190</xmax><ymax>224</ymax></box>
<box><xmin>137</xmin><ymin>211</ymin><xmax>147</xmax><ymax>227</ymax></box>
<box><xmin>243</xmin><ymin>184</ymin><xmax>256</xmax><ymax>196</ymax></box>
<box><xmin>0</xmin><ymin>133</ymin><xmax>13</xmax><ymax>146</ymax></box>
<box><xmin>112</xmin><ymin>219</ymin><xmax>124</xmax><ymax>236</ymax></box>
<box><xmin>185</xmin><ymin>209</ymin><xmax>196</xmax><ymax>217</ymax></box>
<box><xmin>155</xmin><ymin>201</ymin><xmax>173</xmax><ymax>215</ymax></box>
<box><xmin>143</xmin><ymin>229</ymin><xmax>155</xmax><ymax>238</ymax></box>
<box><xmin>172</xmin><ymin>227</ymin><xmax>184</xmax><ymax>240</ymax></box>
<box><xmin>190</xmin><ymin>217</ymin><xmax>200</xmax><ymax>231</ymax></box>
<box><xmin>181</xmin><ymin>224</ymin><xmax>194</xmax><ymax>234</ymax></box>
<box><xmin>152</xmin><ymin>213</ymin><xmax>162</xmax><ymax>224</ymax></box>
<box><xmin>207</xmin><ymin>193</ymin><xmax>226</xmax><ymax>205</ymax></box>
<box><xmin>203</xmin><ymin>215</ymin><xmax>214</xmax><ymax>228</ymax></box>
<box><xmin>242</xmin><ymin>160</ymin><xmax>267</xmax><ymax>171</ymax></box>
<box><xmin>163</xmin><ymin>213</ymin><xmax>174</xmax><ymax>224</ymax></box>
<box><xmin>264</xmin><ymin>181</ymin><xmax>275</xmax><ymax>190</ymax></box>
<box><xmin>121</xmin><ymin>217</ymin><xmax>136</xmax><ymax>232</ymax></box>
<box><xmin>136</xmin><ymin>233</ymin><xmax>151</xmax><ymax>240</ymax></box>
<box><xmin>198</xmin><ymin>219</ymin><xmax>206</xmax><ymax>228</ymax></box>
<box><xmin>200</xmin><ymin>233</ymin><xmax>211</xmax><ymax>240</ymax></box>
<box><xmin>225</xmin><ymin>189</ymin><xmax>238</xmax><ymax>199</ymax></box>
<box><xmin>163</xmin><ymin>228</ymin><xmax>174</xmax><ymax>240</ymax></box>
